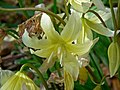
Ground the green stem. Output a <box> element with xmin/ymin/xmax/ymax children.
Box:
<box><xmin>64</xmin><ymin>0</ymin><xmax>69</xmax><ymax>19</ymax></box>
<box><xmin>20</xmin><ymin>63</ymin><xmax>48</xmax><ymax>90</ymax></box>
<box><xmin>57</xmin><ymin>13</ymin><xmax>66</xmax><ymax>26</ymax></box>
<box><xmin>109</xmin><ymin>0</ymin><xmax>118</xmax><ymax>37</ymax></box>
<box><xmin>100</xmin><ymin>75</ymin><xmax>110</xmax><ymax>85</ymax></box>
<box><xmin>0</xmin><ymin>7</ymin><xmax>66</xmax><ymax>26</ymax></box>
<box><xmin>18</xmin><ymin>0</ymin><xmax>29</xmax><ymax>18</ymax></box>
<box><xmin>86</xmin><ymin>65</ymin><xmax>99</xmax><ymax>83</ymax></box>
<box><xmin>86</xmin><ymin>10</ymin><xmax>107</xmax><ymax>27</ymax></box>
<box><xmin>117</xmin><ymin>0</ymin><xmax>120</xmax><ymax>29</ymax></box>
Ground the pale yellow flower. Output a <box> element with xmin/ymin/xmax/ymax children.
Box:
<box><xmin>22</xmin><ymin>12</ymin><xmax>95</xmax><ymax>90</ymax></box>
<box><xmin>0</xmin><ymin>69</ymin><xmax>14</xmax><ymax>87</ymax></box>
<box><xmin>70</xmin><ymin>10</ymin><xmax>114</xmax><ymax>44</ymax></box>
<box><xmin>68</xmin><ymin>0</ymin><xmax>106</xmax><ymax>13</ymax></box>
<box><xmin>68</xmin><ymin>0</ymin><xmax>92</xmax><ymax>13</ymax></box>
<box><xmin>22</xmin><ymin>12</ymin><xmax>93</xmax><ymax>65</ymax></box>
<box><xmin>0</xmin><ymin>71</ymin><xmax>40</xmax><ymax>90</ymax></box>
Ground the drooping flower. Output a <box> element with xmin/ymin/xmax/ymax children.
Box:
<box><xmin>67</xmin><ymin>0</ymin><xmax>92</xmax><ymax>13</ymax></box>
<box><xmin>70</xmin><ymin>9</ymin><xmax>114</xmax><ymax>44</ymax></box>
<box><xmin>22</xmin><ymin>11</ymin><xmax>96</xmax><ymax>90</ymax></box>
<box><xmin>0</xmin><ymin>71</ymin><xmax>40</xmax><ymax>90</ymax></box>
<box><xmin>0</xmin><ymin>68</ymin><xmax>14</xmax><ymax>87</ymax></box>
<box><xmin>67</xmin><ymin>0</ymin><xmax>107</xmax><ymax>13</ymax></box>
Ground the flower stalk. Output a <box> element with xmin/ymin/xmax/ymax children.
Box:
<box><xmin>109</xmin><ymin>0</ymin><xmax>118</xmax><ymax>37</ymax></box>
<box><xmin>20</xmin><ymin>63</ymin><xmax>48</xmax><ymax>90</ymax></box>
<box><xmin>86</xmin><ymin>10</ymin><xmax>107</xmax><ymax>27</ymax></box>
<box><xmin>0</xmin><ymin>7</ymin><xmax>66</xmax><ymax>26</ymax></box>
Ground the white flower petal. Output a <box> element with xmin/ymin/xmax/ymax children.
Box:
<box><xmin>64</xmin><ymin>53</ymin><xmax>79</xmax><ymax>81</ymax></box>
<box><xmin>30</xmin><ymin>45</ymin><xmax>55</xmax><ymax>58</ymax></box>
<box><xmin>69</xmin><ymin>0</ymin><xmax>92</xmax><ymax>13</ymax></box>
<box><xmin>22</xmin><ymin>30</ymin><xmax>51</xmax><ymax>49</ymax></box>
<box><xmin>41</xmin><ymin>13</ymin><xmax>61</xmax><ymax>42</ymax></box>
<box><xmin>61</xmin><ymin>11</ymin><xmax>82</xmax><ymax>42</ymax></box>
<box><xmin>85</xmin><ymin>18</ymin><xmax>114</xmax><ymax>37</ymax></box>
<box><xmin>66</xmin><ymin>41</ymin><xmax>93</xmax><ymax>56</ymax></box>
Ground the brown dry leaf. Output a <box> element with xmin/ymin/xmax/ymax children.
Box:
<box><xmin>48</xmin><ymin>72</ymin><xmax>64</xmax><ymax>84</ymax></box>
<box><xmin>0</xmin><ymin>41</ymin><xmax>14</xmax><ymax>57</ymax></box>
<box><xmin>0</xmin><ymin>29</ymin><xmax>7</xmax><ymax>45</ymax></box>
<box><xmin>18</xmin><ymin>14</ymin><xmax>43</xmax><ymax>38</ymax></box>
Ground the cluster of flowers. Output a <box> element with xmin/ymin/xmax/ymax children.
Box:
<box><xmin>1</xmin><ymin>0</ymin><xmax>115</xmax><ymax>90</ymax></box>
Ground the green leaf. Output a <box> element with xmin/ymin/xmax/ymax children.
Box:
<box><xmin>108</xmin><ymin>42</ymin><xmax>120</xmax><ymax>77</ymax></box>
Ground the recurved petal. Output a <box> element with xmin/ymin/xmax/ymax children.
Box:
<box><xmin>41</xmin><ymin>13</ymin><xmax>61</xmax><ymax>42</ymax></box>
<box><xmin>22</xmin><ymin>30</ymin><xmax>51</xmax><ymax>49</ymax></box>
<box><xmin>30</xmin><ymin>45</ymin><xmax>56</xmax><ymax>58</ymax></box>
<box><xmin>77</xmin><ymin>18</ymin><xmax>93</xmax><ymax>44</ymax></box>
<box><xmin>85</xmin><ymin>18</ymin><xmax>114</xmax><ymax>37</ymax></box>
<box><xmin>66</xmin><ymin>41</ymin><xmax>93</xmax><ymax>56</ymax></box>
<box><xmin>61</xmin><ymin>11</ymin><xmax>81</xmax><ymax>42</ymax></box>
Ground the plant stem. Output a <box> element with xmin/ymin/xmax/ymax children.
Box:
<box><xmin>117</xmin><ymin>0</ymin><xmax>120</xmax><ymax>29</ymax></box>
<box><xmin>109</xmin><ymin>0</ymin><xmax>118</xmax><ymax>37</ymax></box>
<box><xmin>57</xmin><ymin>13</ymin><xmax>66</xmax><ymax>25</ymax></box>
<box><xmin>0</xmin><ymin>7</ymin><xmax>66</xmax><ymax>26</ymax></box>
<box><xmin>100</xmin><ymin>75</ymin><xmax>110</xmax><ymax>84</ymax></box>
<box><xmin>64</xmin><ymin>0</ymin><xmax>69</xmax><ymax>19</ymax></box>
<box><xmin>20</xmin><ymin>63</ymin><xmax>48</xmax><ymax>90</ymax></box>
<box><xmin>87</xmin><ymin>10</ymin><xmax>107</xmax><ymax>27</ymax></box>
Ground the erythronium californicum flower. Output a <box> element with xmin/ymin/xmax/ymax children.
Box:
<box><xmin>22</xmin><ymin>12</ymin><xmax>96</xmax><ymax>90</ymax></box>
<box><xmin>0</xmin><ymin>71</ymin><xmax>40</xmax><ymax>90</ymax></box>
<box><xmin>67</xmin><ymin>0</ymin><xmax>92</xmax><ymax>13</ymax></box>
<box><xmin>70</xmin><ymin>10</ymin><xmax>114</xmax><ymax>44</ymax></box>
